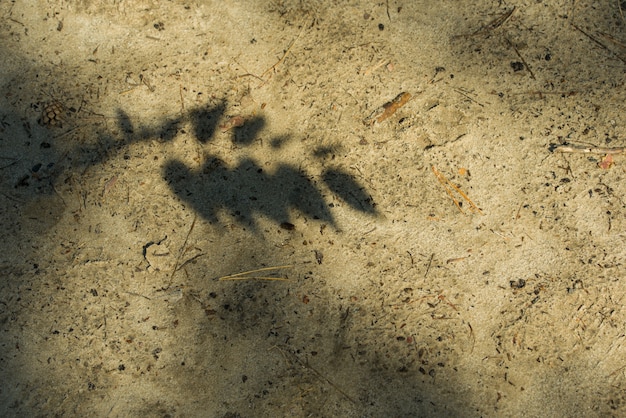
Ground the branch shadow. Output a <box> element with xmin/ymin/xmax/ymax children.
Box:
<box><xmin>7</xmin><ymin>90</ymin><xmax>376</xmax><ymax>234</ymax></box>
<box><xmin>89</xmin><ymin>100</ymin><xmax>377</xmax><ymax>230</ymax></box>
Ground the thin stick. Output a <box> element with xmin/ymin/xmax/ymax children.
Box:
<box><xmin>454</xmin><ymin>7</ymin><xmax>515</xmax><ymax>38</ymax></box>
<box><xmin>119</xmin><ymin>87</ymin><xmax>138</xmax><ymax>95</ymax></box>
<box><xmin>280</xmin><ymin>347</ymin><xmax>356</xmax><ymax>404</ymax></box>
<box><xmin>219</xmin><ymin>276</ymin><xmax>290</xmax><ymax>281</ymax></box>
<box><xmin>597</xmin><ymin>31</ymin><xmax>626</xmax><ymax>49</ymax></box>
<box><xmin>237</xmin><ymin>72</ymin><xmax>265</xmax><ymax>82</ymax></box>
<box><xmin>571</xmin><ymin>23</ymin><xmax>626</xmax><ymax>64</ymax></box>
<box><xmin>218</xmin><ymin>265</ymin><xmax>292</xmax><ymax>281</ymax></box>
<box><xmin>260</xmin><ymin>20</ymin><xmax>308</xmax><ymax>82</ymax></box>
<box><xmin>234</xmin><ymin>58</ymin><xmax>265</xmax><ymax>81</ymax></box>
<box><xmin>0</xmin><ymin>191</ymin><xmax>23</xmax><ymax>203</ymax></box>
<box><xmin>432</xmin><ymin>166</ymin><xmax>483</xmax><ymax>215</ymax></box>
<box><xmin>505</xmin><ymin>36</ymin><xmax>536</xmax><ymax>79</ymax></box>
<box><xmin>169</xmin><ymin>214</ymin><xmax>197</xmax><ymax>286</ymax></box>
<box><xmin>175</xmin><ymin>252</ymin><xmax>205</xmax><ymax>272</ymax></box>
<box><xmin>468</xmin><ymin>322</ymin><xmax>475</xmax><ymax>353</ymax></box>
<box><xmin>361</xmin><ymin>58</ymin><xmax>388</xmax><ymax>76</ymax></box>
<box><xmin>179</xmin><ymin>84</ymin><xmax>185</xmax><ymax>112</ymax></box>
<box><xmin>551</xmin><ymin>145</ymin><xmax>625</xmax><ymax>154</ymax></box>
<box><xmin>453</xmin><ymin>88</ymin><xmax>484</xmax><ymax>107</ymax></box>
<box><xmin>0</xmin><ymin>157</ymin><xmax>19</xmax><ymax>170</ymax></box>
<box><xmin>453</xmin><ymin>183</ymin><xmax>484</xmax><ymax>214</ymax></box>
<box><xmin>433</xmin><ymin>166</ymin><xmax>461</xmax><ymax>211</ymax></box>
<box><xmin>304</xmin><ymin>361</ymin><xmax>355</xmax><ymax>403</ymax></box>
<box><xmin>474</xmin><ymin>6</ymin><xmax>516</xmax><ymax>35</ymax></box>
<box><xmin>424</xmin><ymin>253</ymin><xmax>434</xmax><ymax>278</ymax></box>
<box><xmin>511</xmin><ymin>90</ymin><xmax>578</xmax><ymax>97</ymax></box>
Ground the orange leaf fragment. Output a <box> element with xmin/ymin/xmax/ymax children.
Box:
<box><xmin>219</xmin><ymin>115</ymin><xmax>246</xmax><ymax>132</ymax></box>
<box><xmin>598</xmin><ymin>154</ymin><xmax>614</xmax><ymax>169</ymax></box>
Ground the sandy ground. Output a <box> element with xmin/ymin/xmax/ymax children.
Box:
<box><xmin>1</xmin><ymin>0</ymin><xmax>626</xmax><ymax>417</ymax></box>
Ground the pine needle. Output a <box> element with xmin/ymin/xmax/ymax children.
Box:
<box><xmin>218</xmin><ymin>265</ymin><xmax>293</xmax><ymax>281</ymax></box>
<box><xmin>432</xmin><ymin>166</ymin><xmax>483</xmax><ymax>215</ymax></box>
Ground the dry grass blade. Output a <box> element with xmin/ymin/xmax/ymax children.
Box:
<box><xmin>475</xmin><ymin>6</ymin><xmax>516</xmax><ymax>35</ymax></box>
<box><xmin>218</xmin><ymin>265</ymin><xmax>293</xmax><ymax>281</ymax></box>
<box><xmin>432</xmin><ymin>166</ymin><xmax>483</xmax><ymax>215</ymax></box>
<box><xmin>168</xmin><ymin>214</ymin><xmax>197</xmax><ymax>287</ymax></box>
<box><xmin>270</xmin><ymin>346</ymin><xmax>356</xmax><ymax>404</ymax></box>
<box><xmin>571</xmin><ymin>23</ymin><xmax>626</xmax><ymax>64</ymax></box>
<box><xmin>550</xmin><ymin>144</ymin><xmax>625</xmax><ymax>154</ymax></box>
<box><xmin>258</xmin><ymin>16</ymin><xmax>310</xmax><ymax>85</ymax></box>
<box><xmin>505</xmin><ymin>36</ymin><xmax>536</xmax><ymax>79</ymax></box>
<box><xmin>453</xmin><ymin>6</ymin><xmax>515</xmax><ymax>38</ymax></box>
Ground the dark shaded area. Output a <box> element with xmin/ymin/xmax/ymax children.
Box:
<box><xmin>0</xmin><ymin>71</ymin><xmax>381</xmax><ymax>412</ymax></box>
<box><xmin>188</xmin><ymin>273</ymin><xmax>473</xmax><ymax>417</ymax></box>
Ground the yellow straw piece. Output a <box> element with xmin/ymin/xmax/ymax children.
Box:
<box><xmin>218</xmin><ymin>265</ymin><xmax>293</xmax><ymax>281</ymax></box>
<box><xmin>432</xmin><ymin>166</ymin><xmax>483</xmax><ymax>215</ymax></box>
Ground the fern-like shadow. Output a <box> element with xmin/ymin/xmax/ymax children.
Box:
<box><xmin>86</xmin><ymin>100</ymin><xmax>376</xmax><ymax>229</ymax></box>
<box><xmin>165</xmin><ymin>158</ymin><xmax>336</xmax><ymax>230</ymax></box>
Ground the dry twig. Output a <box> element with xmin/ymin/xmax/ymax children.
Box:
<box><xmin>218</xmin><ymin>265</ymin><xmax>292</xmax><ymax>281</ymax></box>
<box><xmin>505</xmin><ymin>36</ymin><xmax>536</xmax><ymax>79</ymax></box>
<box><xmin>571</xmin><ymin>23</ymin><xmax>626</xmax><ymax>64</ymax></box>
<box><xmin>550</xmin><ymin>144</ymin><xmax>625</xmax><ymax>154</ymax></box>
<box><xmin>432</xmin><ymin>166</ymin><xmax>483</xmax><ymax>215</ymax></box>
<box><xmin>168</xmin><ymin>214</ymin><xmax>197</xmax><ymax>286</ymax></box>
<box><xmin>454</xmin><ymin>7</ymin><xmax>516</xmax><ymax>38</ymax></box>
<box><xmin>258</xmin><ymin>18</ymin><xmax>309</xmax><ymax>85</ymax></box>
<box><xmin>474</xmin><ymin>6</ymin><xmax>516</xmax><ymax>35</ymax></box>
<box><xmin>363</xmin><ymin>92</ymin><xmax>412</xmax><ymax>125</ymax></box>
<box><xmin>270</xmin><ymin>346</ymin><xmax>356</xmax><ymax>404</ymax></box>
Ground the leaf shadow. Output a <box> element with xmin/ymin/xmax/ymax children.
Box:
<box><xmin>164</xmin><ymin>158</ymin><xmax>336</xmax><ymax>231</ymax></box>
<box><xmin>82</xmin><ymin>99</ymin><xmax>377</xmax><ymax>230</ymax></box>
<box><xmin>189</xmin><ymin>99</ymin><xmax>225</xmax><ymax>143</ymax></box>
<box><xmin>322</xmin><ymin>168</ymin><xmax>377</xmax><ymax>214</ymax></box>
